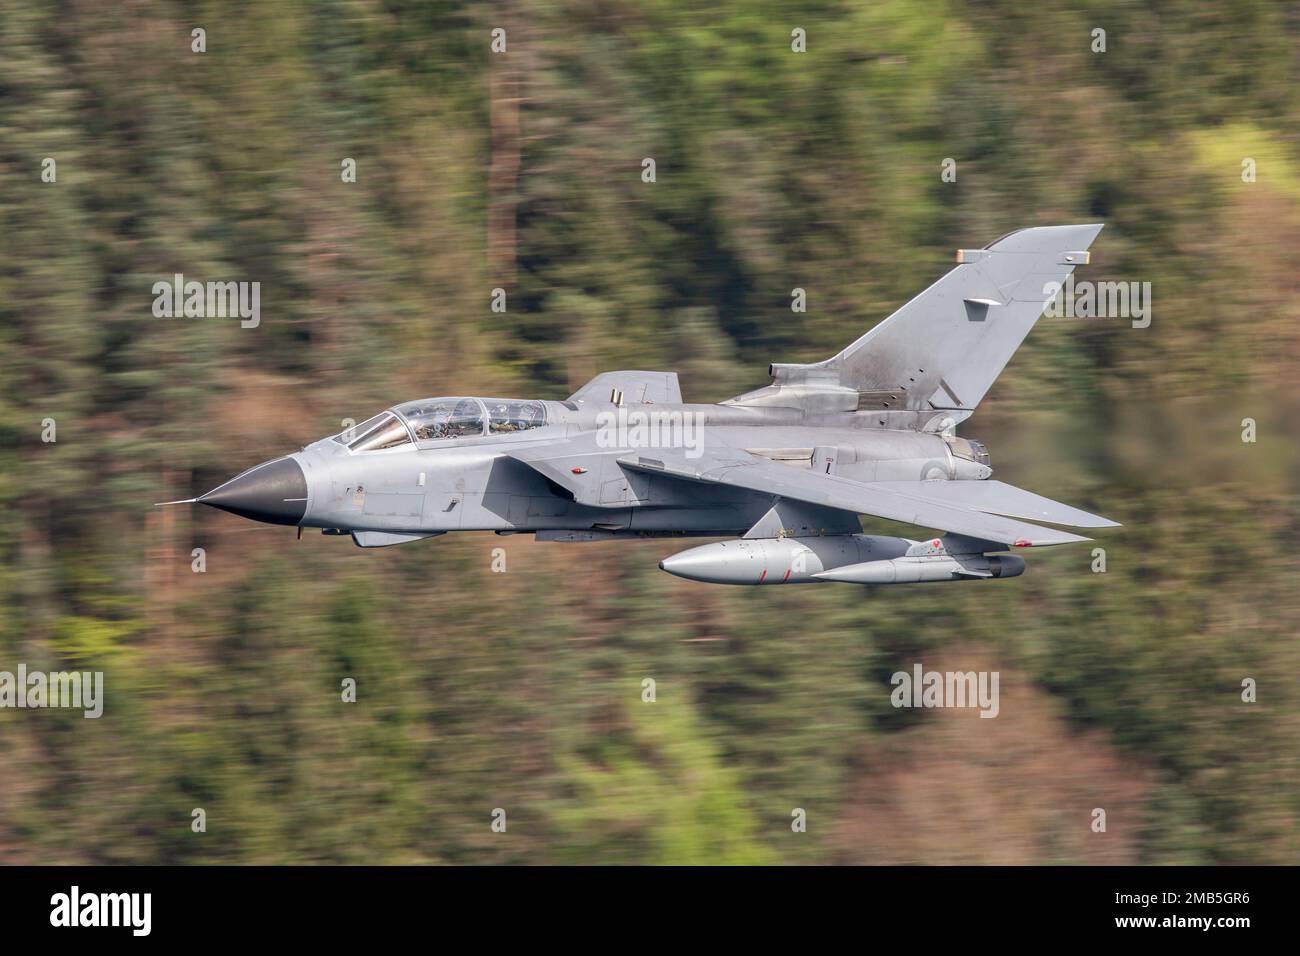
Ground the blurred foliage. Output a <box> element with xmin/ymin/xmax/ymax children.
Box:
<box><xmin>0</xmin><ymin>0</ymin><xmax>1298</xmax><ymax>863</ymax></box>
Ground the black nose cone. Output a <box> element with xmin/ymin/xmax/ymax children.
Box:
<box><xmin>199</xmin><ymin>457</ymin><xmax>308</xmax><ymax>526</ymax></box>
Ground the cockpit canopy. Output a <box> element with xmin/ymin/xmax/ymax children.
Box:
<box><xmin>333</xmin><ymin>398</ymin><xmax>546</xmax><ymax>451</ymax></box>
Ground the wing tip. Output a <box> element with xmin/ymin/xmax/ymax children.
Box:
<box><xmin>1055</xmin><ymin>515</ymin><xmax>1121</xmax><ymax>529</ymax></box>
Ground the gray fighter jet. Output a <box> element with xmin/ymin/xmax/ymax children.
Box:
<box><xmin>166</xmin><ymin>224</ymin><xmax>1117</xmax><ymax>586</ymax></box>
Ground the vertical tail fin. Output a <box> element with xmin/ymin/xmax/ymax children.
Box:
<box><xmin>728</xmin><ymin>224</ymin><xmax>1103</xmax><ymax>421</ymax></box>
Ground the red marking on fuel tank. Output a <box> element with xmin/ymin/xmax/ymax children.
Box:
<box><xmin>758</xmin><ymin>569</ymin><xmax>767</xmax><ymax>584</ymax></box>
<box><xmin>782</xmin><ymin>568</ymin><xmax>791</xmax><ymax>583</ymax></box>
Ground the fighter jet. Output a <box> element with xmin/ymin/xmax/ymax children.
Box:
<box><xmin>166</xmin><ymin>224</ymin><xmax>1118</xmax><ymax>586</ymax></box>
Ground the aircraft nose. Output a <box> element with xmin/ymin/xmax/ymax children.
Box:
<box><xmin>198</xmin><ymin>456</ymin><xmax>308</xmax><ymax>526</ymax></box>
